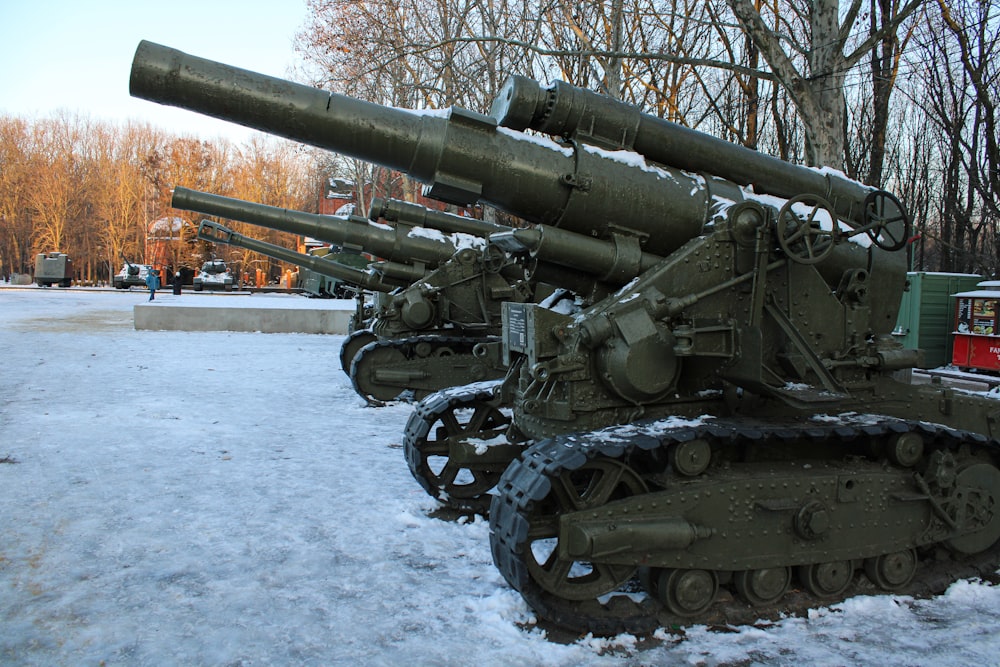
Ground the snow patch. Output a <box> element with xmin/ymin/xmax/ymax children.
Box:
<box><xmin>3</xmin><ymin>288</ymin><xmax>999</xmax><ymax>666</ymax></box>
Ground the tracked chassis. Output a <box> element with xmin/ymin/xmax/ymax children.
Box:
<box><xmin>349</xmin><ymin>335</ymin><xmax>504</xmax><ymax>403</ymax></box>
<box><xmin>488</xmin><ymin>414</ymin><xmax>1000</xmax><ymax>636</ymax></box>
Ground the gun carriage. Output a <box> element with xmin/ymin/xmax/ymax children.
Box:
<box><xmin>133</xmin><ymin>41</ymin><xmax>1000</xmax><ymax>636</ymax></box>
<box><xmin>172</xmin><ymin>185</ymin><xmax>532</xmax><ymax>402</ymax></box>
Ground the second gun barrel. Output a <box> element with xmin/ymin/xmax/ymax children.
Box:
<box><xmin>132</xmin><ymin>41</ymin><xmax>739</xmax><ymax>258</ymax></box>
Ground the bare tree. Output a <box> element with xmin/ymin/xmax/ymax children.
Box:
<box><xmin>866</xmin><ymin>0</ymin><xmax>917</xmax><ymax>187</ymax></box>
<box><xmin>728</xmin><ymin>0</ymin><xmax>925</xmax><ymax>168</ymax></box>
<box><xmin>25</xmin><ymin>114</ymin><xmax>86</xmax><ymax>256</ymax></box>
<box><xmin>903</xmin><ymin>0</ymin><xmax>999</xmax><ymax>275</ymax></box>
<box><xmin>0</xmin><ymin>117</ymin><xmax>33</xmax><ymax>276</ymax></box>
<box><xmin>936</xmin><ymin>0</ymin><xmax>999</xmax><ymax>222</ymax></box>
<box><xmin>887</xmin><ymin>107</ymin><xmax>934</xmax><ymax>270</ymax></box>
<box><xmin>219</xmin><ymin>136</ymin><xmax>320</xmax><ymax>279</ymax></box>
<box><xmin>3</xmin><ymin>0</ymin><xmax>993</xmax><ymax>283</ymax></box>
<box><xmin>0</xmin><ymin>111</ymin><xmax>322</xmax><ymax>284</ymax></box>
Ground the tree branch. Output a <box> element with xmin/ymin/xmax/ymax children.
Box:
<box><xmin>401</xmin><ymin>35</ymin><xmax>777</xmax><ymax>82</ymax></box>
<box><xmin>841</xmin><ymin>0</ymin><xmax>925</xmax><ymax>70</ymax></box>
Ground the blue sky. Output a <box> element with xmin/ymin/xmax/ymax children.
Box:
<box><xmin>0</xmin><ymin>0</ymin><xmax>309</xmax><ymax>142</ymax></box>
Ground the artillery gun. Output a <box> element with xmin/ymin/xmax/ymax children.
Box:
<box><xmin>294</xmin><ymin>245</ymin><xmax>373</xmax><ymax>299</ymax></box>
<box><xmin>368</xmin><ymin>196</ymin><xmax>509</xmax><ymax>238</ymax></box>
<box><xmin>171</xmin><ymin>186</ymin><xmax>544</xmax><ymax>402</ymax></box>
<box><xmin>132</xmin><ymin>41</ymin><xmax>1000</xmax><ymax>636</ymax></box>
<box><xmin>113</xmin><ymin>254</ymin><xmax>150</xmax><ymax>290</ymax></box>
<box><xmin>194</xmin><ymin>217</ymin><xmax>402</xmax><ymax>333</ymax></box>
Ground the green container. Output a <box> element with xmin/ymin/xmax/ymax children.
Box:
<box><xmin>894</xmin><ymin>272</ymin><xmax>982</xmax><ymax>368</ymax></box>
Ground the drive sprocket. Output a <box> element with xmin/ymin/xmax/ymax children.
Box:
<box><xmin>403</xmin><ymin>381</ymin><xmax>521</xmax><ymax>513</ymax></box>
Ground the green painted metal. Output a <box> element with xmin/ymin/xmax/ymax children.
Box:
<box><xmin>369</xmin><ymin>197</ymin><xmax>511</xmax><ymax>238</ymax></box>
<box><xmin>34</xmin><ymin>252</ymin><xmax>73</xmax><ymax>287</ymax></box>
<box><xmin>173</xmin><ymin>187</ymin><xmax>458</xmax><ymax>267</ymax></box>
<box><xmin>491</xmin><ymin>75</ymin><xmax>896</xmax><ymax>227</ymax></box>
<box><xmin>131</xmin><ymin>41</ymin><xmax>1000</xmax><ymax>634</ymax></box>
<box><xmin>132</xmin><ymin>41</ymin><xmax>737</xmax><ymax>258</ymax></box>
<box><xmin>195</xmin><ymin>220</ymin><xmax>400</xmax><ymax>293</ymax></box>
<box><xmin>893</xmin><ymin>272</ymin><xmax>982</xmax><ymax>368</ymax></box>
<box><xmin>298</xmin><ymin>247</ymin><xmax>372</xmax><ymax>298</ymax></box>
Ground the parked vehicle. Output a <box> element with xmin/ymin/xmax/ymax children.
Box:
<box><xmin>34</xmin><ymin>252</ymin><xmax>73</xmax><ymax>287</ymax></box>
<box><xmin>193</xmin><ymin>259</ymin><xmax>235</xmax><ymax>291</ymax></box>
<box><xmin>113</xmin><ymin>258</ymin><xmax>154</xmax><ymax>289</ymax></box>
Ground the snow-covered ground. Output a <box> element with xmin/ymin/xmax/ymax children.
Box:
<box><xmin>3</xmin><ymin>286</ymin><xmax>1000</xmax><ymax>666</ymax></box>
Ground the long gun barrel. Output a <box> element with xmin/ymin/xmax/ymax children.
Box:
<box><xmin>132</xmin><ymin>41</ymin><xmax>744</xmax><ymax>257</ymax></box>
<box><xmin>366</xmin><ymin>197</ymin><xmax>635</xmax><ymax>288</ymax></box>
<box><xmin>369</xmin><ymin>198</ymin><xmax>511</xmax><ymax>238</ymax></box>
<box><xmin>197</xmin><ymin>220</ymin><xmax>401</xmax><ymax>292</ymax></box>
<box><xmin>490</xmin><ymin>76</ymin><xmax>896</xmax><ymax>227</ymax></box>
<box><xmin>172</xmin><ymin>186</ymin><xmax>464</xmax><ymax>267</ymax></box>
<box><xmin>491</xmin><ymin>226</ymin><xmax>663</xmax><ymax>285</ymax></box>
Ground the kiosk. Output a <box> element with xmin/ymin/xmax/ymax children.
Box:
<box><xmin>952</xmin><ymin>281</ymin><xmax>1000</xmax><ymax>371</ymax></box>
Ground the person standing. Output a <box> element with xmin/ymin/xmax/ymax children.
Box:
<box><xmin>145</xmin><ymin>268</ymin><xmax>160</xmax><ymax>301</ymax></box>
<box><xmin>172</xmin><ymin>271</ymin><xmax>182</xmax><ymax>295</ymax></box>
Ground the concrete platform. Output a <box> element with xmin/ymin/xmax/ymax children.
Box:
<box><xmin>134</xmin><ymin>293</ymin><xmax>357</xmax><ymax>334</ymax></box>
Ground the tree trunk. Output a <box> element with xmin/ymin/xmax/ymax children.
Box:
<box><xmin>729</xmin><ymin>0</ymin><xmax>847</xmax><ymax>167</ymax></box>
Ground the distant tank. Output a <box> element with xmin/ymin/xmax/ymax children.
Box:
<box><xmin>34</xmin><ymin>252</ymin><xmax>73</xmax><ymax>287</ymax></box>
<box><xmin>193</xmin><ymin>258</ymin><xmax>235</xmax><ymax>291</ymax></box>
<box><xmin>113</xmin><ymin>256</ymin><xmax>153</xmax><ymax>290</ymax></box>
<box><xmin>132</xmin><ymin>41</ymin><xmax>1000</xmax><ymax>636</ymax></box>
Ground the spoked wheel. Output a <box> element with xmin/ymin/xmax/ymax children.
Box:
<box><xmin>776</xmin><ymin>194</ymin><xmax>838</xmax><ymax>264</ymax></box>
<box><xmin>340</xmin><ymin>329</ymin><xmax>377</xmax><ymax>377</ymax></box>
<box><xmin>798</xmin><ymin>560</ymin><xmax>854</xmax><ymax>598</ymax></box>
<box><xmin>405</xmin><ymin>396</ymin><xmax>512</xmax><ymax>514</ymax></box>
<box><xmin>490</xmin><ymin>444</ymin><xmax>663</xmax><ymax>636</ymax></box>
<box><xmin>864</xmin><ymin>549</ymin><xmax>917</xmax><ymax>591</ymax></box>
<box><xmin>482</xmin><ymin>244</ymin><xmax>507</xmax><ymax>274</ymax></box>
<box><xmin>523</xmin><ymin>459</ymin><xmax>647</xmax><ymax>601</ymax></box>
<box><xmin>733</xmin><ymin>566</ymin><xmax>792</xmax><ymax>606</ymax></box>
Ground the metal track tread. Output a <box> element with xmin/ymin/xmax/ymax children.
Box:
<box><xmin>349</xmin><ymin>335</ymin><xmax>501</xmax><ymax>402</ymax></box>
<box><xmin>403</xmin><ymin>380</ymin><xmax>513</xmax><ymax>514</ymax></box>
<box><xmin>488</xmin><ymin>415</ymin><xmax>1000</xmax><ymax>636</ymax></box>
<box><xmin>339</xmin><ymin>329</ymin><xmax>377</xmax><ymax>378</ymax></box>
